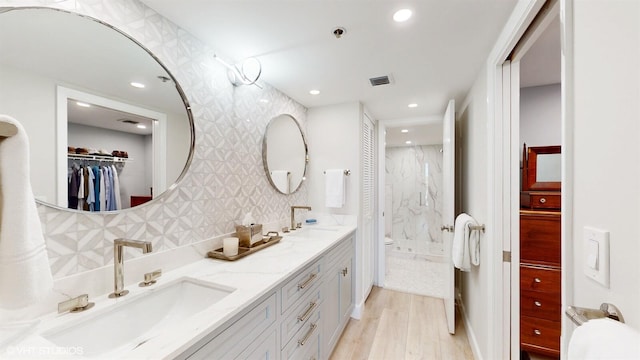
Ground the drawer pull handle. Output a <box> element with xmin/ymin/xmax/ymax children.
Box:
<box><xmin>298</xmin><ymin>273</ymin><xmax>317</xmax><ymax>290</ymax></box>
<box><xmin>534</xmin><ymin>278</ymin><xmax>542</xmax><ymax>283</ymax></box>
<box><xmin>298</xmin><ymin>323</ymin><xmax>318</xmax><ymax>346</ymax></box>
<box><xmin>539</xmin><ymin>197</ymin><xmax>547</xmax><ymax>204</ymax></box>
<box><xmin>341</xmin><ymin>267</ymin><xmax>348</xmax><ymax>276</ymax></box>
<box><xmin>534</xmin><ymin>301</ymin><xmax>542</xmax><ymax>307</ymax></box>
<box><xmin>534</xmin><ymin>329</ymin><xmax>542</xmax><ymax>336</ymax></box>
<box><xmin>297</xmin><ymin>301</ymin><xmax>318</xmax><ymax>322</ymax></box>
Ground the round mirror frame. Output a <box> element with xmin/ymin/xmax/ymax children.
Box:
<box><xmin>262</xmin><ymin>114</ymin><xmax>308</xmax><ymax>195</ymax></box>
<box><xmin>1</xmin><ymin>7</ymin><xmax>195</xmax><ymax>213</ymax></box>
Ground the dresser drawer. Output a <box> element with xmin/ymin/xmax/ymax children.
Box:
<box><xmin>520</xmin><ymin>290</ymin><xmax>561</xmax><ymax>322</ymax></box>
<box><xmin>520</xmin><ymin>315</ymin><xmax>560</xmax><ymax>357</ymax></box>
<box><xmin>520</xmin><ymin>211</ymin><xmax>561</xmax><ymax>265</ymax></box>
<box><xmin>282</xmin><ymin>259</ymin><xmax>323</xmax><ymax>313</ymax></box>
<box><xmin>520</xmin><ymin>265</ymin><xmax>560</xmax><ymax>293</ymax></box>
<box><xmin>529</xmin><ymin>193</ymin><xmax>560</xmax><ymax>209</ymax></box>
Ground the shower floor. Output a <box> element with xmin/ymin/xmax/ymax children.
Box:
<box><xmin>384</xmin><ymin>251</ymin><xmax>447</xmax><ymax>298</ymax></box>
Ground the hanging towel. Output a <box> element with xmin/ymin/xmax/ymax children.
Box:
<box><xmin>568</xmin><ymin>318</ymin><xmax>640</xmax><ymax>359</ymax></box>
<box><xmin>270</xmin><ymin>170</ymin><xmax>290</xmax><ymax>193</ymax></box>
<box><xmin>325</xmin><ymin>169</ymin><xmax>345</xmax><ymax>208</ymax></box>
<box><xmin>0</xmin><ymin>115</ymin><xmax>53</xmax><ymax>309</ymax></box>
<box><xmin>452</xmin><ymin>213</ymin><xmax>480</xmax><ymax>271</ymax></box>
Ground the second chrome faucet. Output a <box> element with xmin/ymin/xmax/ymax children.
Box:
<box><xmin>109</xmin><ymin>238</ymin><xmax>152</xmax><ymax>298</ymax></box>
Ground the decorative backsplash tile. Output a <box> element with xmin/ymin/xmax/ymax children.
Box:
<box><xmin>0</xmin><ymin>0</ymin><xmax>308</xmax><ymax>278</ymax></box>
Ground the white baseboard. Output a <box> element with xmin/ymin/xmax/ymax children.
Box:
<box><xmin>457</xmin><ymin>293</ymin><xmax>483</xmax><ymax>360</ymax></box>
<box><xmin>351</xmin><ymin>300</ymin><xmax>365</xmax><ymax>320</ymax></box>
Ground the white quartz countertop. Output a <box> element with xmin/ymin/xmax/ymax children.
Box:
<box><xmin>5</xmin><ymin>225</ymin><xmax>356</xmax><ymax>359</ymax></box>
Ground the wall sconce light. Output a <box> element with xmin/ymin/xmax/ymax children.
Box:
<box><xmin>214</xmin><ymin>54</ymin><xmax>262</xmax><ymax>87</ymax></box>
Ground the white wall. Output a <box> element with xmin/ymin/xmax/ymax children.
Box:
<box><xmin>0</xmin><ymin>66</ymin><xmax>57</xmax><ymax>202</ymax></box>
<box><xmin>307</xmin><ymin>101</ymin><xmax>368</xmax><ymax>315</ymax></box>
<box><xmin>307</xmin><ymin>102</ymin><xmax>360</xmax><ymax>216</ymax></box>
<box><xmin>520</xmin><ymin>83</ymin><xmax>562</xmax><ymax>149</ymax></box>
<box><xmin>571</xmin><ymin>0</ymin><xmax>640</xmax><ymax>330</ymax></box>
<box><xmin>458</xmin><ymin>67</ymin><xmax>492</xmax><ymax>359</ymax></box>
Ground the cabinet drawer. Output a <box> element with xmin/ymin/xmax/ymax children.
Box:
<box><xmin>282</xmin><ymin>319</ymin><xmax>321</xmax><ymax>360</ymax></box>
<box><xmin>520</xmin><ymin>290</ymin><xmax>561</xmax><ymax>322</ymax></box>
<box><xmin>520</xmin><ymin>265</ymin><xmax>560</xmax><ymax>293</ymax></box>
<box><xmin>282</xmin><ymin>259</ymin><xmax>323</xmax><ymax>313</ymax></box>
<box><xmin>520</xmin><ymin>315</ymin><xmax>560</xmax><ymax>357</ymax></box>
<box><xmin>520</xmin><ymin>212</ymin><xmax>561</xmax><ymax>265</ymax></box>
<box><xmin>530</xmin><ymin>193</ymin><xmax>560</xmax><ymax>210</ymax></box>
<box><xmin>281</xmin><ymin>281</ymin><xmax>322</xmax><ymax>349</ymax></box>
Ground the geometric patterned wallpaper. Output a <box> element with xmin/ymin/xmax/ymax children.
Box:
<box><xmin>1</xmin><ymin>0</ymin><xmax>307</xmax><ymax>278</ymax></box>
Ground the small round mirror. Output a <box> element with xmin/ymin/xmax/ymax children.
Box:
<box><xmin>262</xmin><ymin>114</ymin><xmax>307</xmax><ymax>194</ymax></box>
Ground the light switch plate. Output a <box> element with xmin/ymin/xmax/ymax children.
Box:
<box><xmin>583</xmin><ymin>226</ymin><xmax>609</xmax><ymax>287</ymax></box>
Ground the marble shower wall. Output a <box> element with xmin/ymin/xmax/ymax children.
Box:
<box><xmin>385</xmin><ymin>145</ymin><xmax>443</xmax><ymax>254</ymax></box>
<box><xmin>1</xmin><ymin>0</ymin><xmax>307</xmax><ymax>278</ymax></box>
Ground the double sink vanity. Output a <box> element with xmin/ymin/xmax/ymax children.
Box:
<box><xmin>4</xmin><ymin>225</ymin><xmax>355</xmax><ymax>359</ymax></box>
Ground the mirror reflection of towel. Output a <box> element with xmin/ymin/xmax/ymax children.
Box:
<box><xmin>325</xmin><ymin>169</ymin><xmax>345</xmax><ymax>208</ymax></box>
<box><xmin>270</xmin><ymin>170</ymin><xmax>290</xmax><ymax>193</ymax></box>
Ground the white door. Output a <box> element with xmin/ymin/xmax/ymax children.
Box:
<box><xmin>362</xmin><ymin>113</ymin><xmax>375</xmax><ymax>298</ymax></box>
<box><xmin>442</xmin><ymin>99</ymin><xmax>456</xmax><ymax>334</ymax></box>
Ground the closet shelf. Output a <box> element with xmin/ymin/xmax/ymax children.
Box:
<box><xmin>68</xmin><ymin>154</ymin><xmax>133</xmax><ymax>162</ymax></box>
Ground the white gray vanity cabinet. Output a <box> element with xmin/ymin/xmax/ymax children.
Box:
<box><xmin>323</xmin><ymin>234</ymin><xmax>355</xmax><ymax>357</ymax></box>
<box><xmin>179</xmin><ymin>231</ymin><xmax>355</xmax><ymax>360</ymax></box>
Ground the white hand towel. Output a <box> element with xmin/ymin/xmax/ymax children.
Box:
<box><xmin>0</xmin><ymin>115</ymin><xmax>53</xmax><ymax>309</ymax></box>
<box><xmin>452</xmin><ymin>213</ymin><xmax>480</xmax><ymax>271</ymax></box>
<box><xmin>325</xmin><ymin>169</ymin><xmax>345</xmax><ymax>208</ymax></box>
<box><xmin>270</xmin><ymin>170</ymin><xmax>290</xmax><ymax>193</ymax></box>
<box><xmin>568</xmin><ymin>318</ymin><xmax>640</xmax><ymax>359</ymax></box>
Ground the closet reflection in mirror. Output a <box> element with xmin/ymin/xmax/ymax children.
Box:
<box><xmin>262</xmin><ymin>114</ymin><xmax>308</xmax><ymax>194</ymax></box>
<box><xmin>0</xmin><ymin>7</ymin><xmax>193</xmax><ymax>211</ymax></box>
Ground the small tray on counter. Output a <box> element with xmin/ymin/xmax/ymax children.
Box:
<box><xmin>207</xmin><ymin>234</ymin><xmax>282</xmax><ymax>261</ymax></box>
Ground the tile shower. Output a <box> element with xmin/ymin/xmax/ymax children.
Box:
<box><xmin>384</xmin><ymin>144</ymin><xmax>447</xmax><ymax>298</ymax></box>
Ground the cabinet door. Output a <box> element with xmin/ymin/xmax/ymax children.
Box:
<box><xmin>339</xmin><ymin>255</ymin><xmax>353</xmax><ymax>322</ymax></box>
<box><xmin>323</xmin><ymin>266</ymin><xmax>341</xmax><ymax>354</ymax></box>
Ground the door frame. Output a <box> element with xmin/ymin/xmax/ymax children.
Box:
<box><xmin>488</xmin><ymin>0</ymin><xmax>575</xmax><ymax>358</ymax></box>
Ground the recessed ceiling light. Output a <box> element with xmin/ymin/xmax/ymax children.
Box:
<box><xmin>405</xmin><ymin>140</ymin><xmax>412</xmax><ymax>145</ymax></box>
<box><xmin>130</xmin><ymin>82</ymin><xmax>145</xmax><ymax>88</ymax></box>
<box><xmin>401</xmin><ymin>129</ymin><xmax>409</xmax><ymax>133</ymax></box>
<box><xmin>137</xmin><ymin>124</ymin><xmax>146</xmax><ymax>129</ymax></box>
<box><xmin>309</xmin><ymin>89</ymin><xmax>320</xmax><ymax>95</ymax></box>
<box><xmin>259</xmin><ymin>99</ymin><xmax>269</xmax><ymax>103</ymax></box>
<box><xmin>393</xmin><ymin>9</ymin><xmax>412</xmax><ymax>23</ymax></box>
<box><xmin>408</xmin><ymin>103</ymin><xmax>418</xmax><ymax>108</ymax></box>
<box><xmin>76</xmin><ymin>102</ymin><xmax>91</xmax><ymax>108</ymax></box>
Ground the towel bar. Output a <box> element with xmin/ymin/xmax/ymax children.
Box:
<box><xmin>566</xmin><ymin>303</ymin><xmax>625</xmax><ymax>326</ymax></box>
<box><xmin>0</xmin><ymin>122</ymin><xmax>18</xmax><ymax>137</ymax></box>
<box><xmin>469</xmin><ymin>224</ymin><xmax>485</xmax><ymax>233</ymax></box>
<box><xmin>323</xmin><ymin>169</ymin><xmax>351</xmax><ymax>175</ymax></box>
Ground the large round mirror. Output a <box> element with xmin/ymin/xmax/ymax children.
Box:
<box><xmin>262</xmin><ymin>114</ymin><xmax>308</xmax><ymax>194</ymax></box>
<box><xmin>0</xmin><ymin>7</ymin><xmax>194</xmax><ymax>211</ymax></box>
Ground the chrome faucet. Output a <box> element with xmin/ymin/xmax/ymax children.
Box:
<box><xmin>290</xmin><ymin>206</ymin><xmax>312</xmax><ymax>230</ymax></box>
<box><xmin>109</xmin><ymin>239</ymin><xmax>152</xmax><ymax>298</ymax></box>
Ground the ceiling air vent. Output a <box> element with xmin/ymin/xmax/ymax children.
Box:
<box><xmin>369</xmin><ymin>75</ymin><xmax>391</xmax><ymax>87</ymax></box>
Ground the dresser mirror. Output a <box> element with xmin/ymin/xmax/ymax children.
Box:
<box><xmin>0</xmin><ymin>7</ymin><xmax>194</xmax><ymax>211</ymax></box>
<box><xmin>262</xmin><ymin>114</ymin><xmax>308</xmax><ymax>194</ymax></box>
<box><xmin>522</xmin><ymin>145</ymin><xmax>561</xmax><ymax>191</ymax></box>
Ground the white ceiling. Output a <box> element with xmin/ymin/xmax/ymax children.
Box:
<box><xmin>139</xmin><ymin>0</ymin><xmax>519</xmax><ymax>121</ymax></box>
<box><xmin>520</xmin><ymin>16</ymin><xmax>561</xmax><ymax>88</ymax></box>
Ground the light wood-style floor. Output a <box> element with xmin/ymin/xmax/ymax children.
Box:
<box><xmin>330</xmin><ymin>287</ymin><xmax>474</xmax><ymax>360</ymax></box>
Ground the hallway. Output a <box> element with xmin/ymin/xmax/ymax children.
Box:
<box><xmin>330</xmin><ymin>287</ymin><xmax>473</xmax><ymax>359</ymax></box>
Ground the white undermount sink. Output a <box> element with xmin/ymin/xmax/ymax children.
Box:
<box><xmin>42</xmin><ymin>277</ymin><xmax>234</xmax><ymax>356</ymax></box>
<box><xmin>287</xmin><ymin>226</ymin><xmax>338</xmax><ymax>238</ymax></box>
